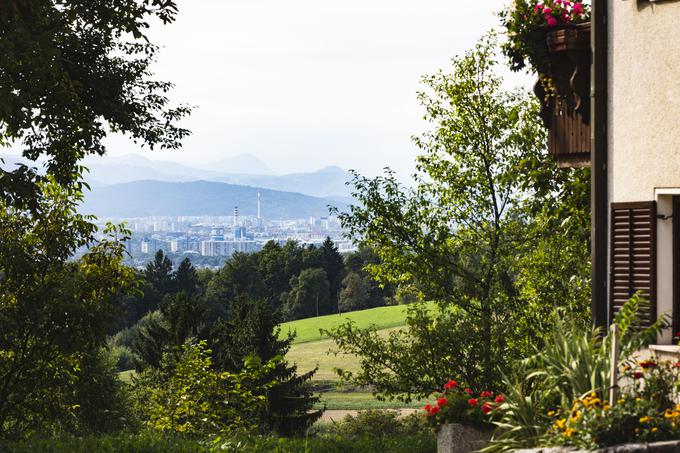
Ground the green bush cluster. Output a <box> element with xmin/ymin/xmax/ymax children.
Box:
<box><xmin>0</xmin><ymin>411</ymin><xmax>435</xmax><ymax>453</ymax></box>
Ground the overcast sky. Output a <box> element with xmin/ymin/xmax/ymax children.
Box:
<box><xmin>106</xmin><ymin>0</ymin><xmax>530</xmax><ymax>177</ymax></box>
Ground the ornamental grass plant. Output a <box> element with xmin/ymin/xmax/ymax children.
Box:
<box><xmin>482</xmin><ymin>294</ymin><xmax>667</xmax><ymax>451</ymax></box>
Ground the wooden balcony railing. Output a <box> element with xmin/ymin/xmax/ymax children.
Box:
<box><xmin>535</xmin><ymin>23</ymin><xmax>591</xmax><ymax>168</ymax></box>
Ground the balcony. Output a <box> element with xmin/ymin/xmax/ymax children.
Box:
<box><xmin>535</xmin><ymin>23</ymin><xmax>591</xmax><ymax>168</ymax></box>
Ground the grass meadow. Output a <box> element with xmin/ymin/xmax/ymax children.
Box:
<box><xmin>279</xmin><ymin>304</ymin><xmax>414</xmax><ymax>344</ymax></box>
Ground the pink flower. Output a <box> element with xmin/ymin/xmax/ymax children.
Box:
<box><xmin>573</xmin><ymin>3</ymin><xmax>583</xmax><ymax>14</ymax></box>
<box><xmin>543</xmin><ymin>7</ymin><xmax>552</xmax><ymax>14</ymax></box>
<box><xmin>464</xmin><ymin>388</ymin><xmax>474</xmax><ymax>395</ymax></box>
<box><xmin>547</xmin><ymin>16</ymin><xmax>558</xmax><ymax>26</ymax></box>
<box><xmin>673</xmin><ymin>362</ymin><xmax>680</xmax><ymax>368</ymax></box>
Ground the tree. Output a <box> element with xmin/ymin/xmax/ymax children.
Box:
<box><xmin>0</xmin><ymin>0</ymin><xmax>190</xmax><ymax>209</ymax></box>
<box><xmin>344</xmin><ymin>245</ymin><xmax>395</xmax><ymax>307</ymax></box>
<box><xmin>339</xmin><ymin>272</ymin><xmax>371</xmax><ymax>312</ymax></box>
<box><xmin>132</xmin><ymin>292</ymin><xmax>210</xmax><ymax>371</ymax></box>
<box><xmin>282</xmin><ymin>268</ymin><xmax>331</xmax><ymax>320</ymax></box>
<box><xmin>211</xmin><ymin>297</ymin><xmax>322</xmax><ymax>436</ymax></box>
<box><xmin>205</xmin><ymin>252</ymin><xmax>263</xmax><ymax>316</ymax></box>
<box><xmin>0</xmin><ymin>182</ymin><xmax>137</xmax><ymax>437</ymax></box>
<box><xmin>173</xmin><ymin>258</ymin><xmax>199</xmax><ymax>294</ymax></box>
<box><xmin>0</xmin><ymin>0</ymin><xmax>189</xmax><ymax>437</ymax></box>
<box><xmin>319</xmin><ymin>237</ymin><xmax>345</xmax><ymax>308</ymax></box>
<box><xmin>145</xmin><ymin>250</ymin><xmax>174</xmax><ymax>295</ymax></box>
<box><xmin>326</xmin><ymin>35</ymin><xmax>590</xmax><ymax>398</ymax></box>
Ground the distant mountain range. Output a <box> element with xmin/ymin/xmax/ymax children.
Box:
<box><xmin>81</xmin><ymin>154</ymin><xmax>353</xmax><ymax>199</ymax></box>
<box><xmin>81</xmin><ymin>180</ymin><xmax>346</xmax><ymax>219</ymax></box>
<box><xmin>2</xmin><ymin>153</ymin><xmax>356</xmax><ymax>218</ymax></box>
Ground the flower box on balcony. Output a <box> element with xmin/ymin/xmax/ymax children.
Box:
<box><xmin>535</xmin><ymin>22</ymin><xmax>591</xmax><ymax>168</ymax></box>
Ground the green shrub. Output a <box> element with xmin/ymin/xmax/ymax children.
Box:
<box><xmin>217</xmin><ymin>431</ymin><xmax>436</xmax><ymax>453</ymax></box>
<box><xmin>0</xmin><ymin>431</ymin><xmax>436</xmax><ymax>453</ymax></box>
<box><xmin>0</xmin><ymin>433</ymin><xmax>210</xmax><ymax>453</ymax></box>
<box><xmin>132</xmin><ymin>339</ymin><xmax>277</xmax><ymax>436</ymax></box>
<box><xmin>315</xmin><ymin>409</ymin><xmax>431</xmax><ymax>440</ymax></box>
<box><xmin>108</xmin><ymin>344</ymin><xmax>136</xmax><ymax>372</ymax></box>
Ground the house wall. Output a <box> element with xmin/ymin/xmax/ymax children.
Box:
<box><xmin>608</xmin><ymin>1</ymin><xmax>680</xmax><ymax>343</ymax></box>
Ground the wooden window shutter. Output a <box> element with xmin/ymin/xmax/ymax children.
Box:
<box><xmin>610</xmin><ymin>201</ymin><xmax>657</xmax><ymax>327</ymax></box>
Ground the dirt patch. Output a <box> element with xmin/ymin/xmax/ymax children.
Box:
<box><xmin>319</xmin><ymin>408</ymin><xmax>419</xmax><ymax>422</ymax></box>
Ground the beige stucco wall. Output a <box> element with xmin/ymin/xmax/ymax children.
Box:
<box><xmin>608</xmin><ymin>1</ymin><xmax>680</xmax><ymax>342</ymax></box>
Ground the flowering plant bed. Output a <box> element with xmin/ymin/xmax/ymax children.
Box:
<box><xmin>545</xmin><ymin>358</ymin><xmax>680</xmax><ymax>448</ymax></box>
<box><xmin>423</xmin><ymin>380</ymin><xmax>505</xmax><ymax>428</ymax></box>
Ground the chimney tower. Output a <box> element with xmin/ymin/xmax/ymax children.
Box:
<box><xmin>257</xmin><ymin>192</ymin><xmax>261</xmax><ymax>220</ymax></box>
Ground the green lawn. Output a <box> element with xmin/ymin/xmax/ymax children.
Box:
<box><xmin>316</xmin><ymin>392</ymin><xmax>427</xmax><ymax>410</ymax></box>
<box><xmin>281</xmin><ymin>303</ymin><xmax>430</xmax><ymax>345</ymax></box>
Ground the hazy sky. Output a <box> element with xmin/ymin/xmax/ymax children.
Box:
<box><xmin>106</xmin><ymin>0</ymin><xmax>530</xmax><ymax>177</ymax></box>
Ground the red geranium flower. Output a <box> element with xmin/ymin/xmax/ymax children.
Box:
<box><xmin>494</xmin><ymin>394</ymin><xmax>505</xmax><ymax>404</ymax></box>
<box><xmin>481</xmin><ymin>402</ymin><xmax>493</xmax><ymax>414</ymax></box>
<box><xmin>430</xmin><ymin>406</ymin><xmax>441</xmax><ymax>414</ymax></box>
<box><xmin>480</xmin><ymin>391</ymin><xmax>493</xmax><ymax>398</ymax></box>
<box><xmin>437</xmin><ymin>397</ymin><xmax>448</xmax><ymax>407</ymax></box>
<box><xmin>468</xmin><ymin>398</ymin><xmax>478</xmax><ymax>406</ymax></box>
<box><xmin>464</xmin><ymin>388</ymin><xmax>474</xmax><ymax>395</ymax></box>
<box><xmin>444</xmin><ymin>380</ymin><xmax>459</xmax><ymax>390</ymax></box>
<box><xmin>673</xmin><ymin>362</ymin><xmax>680</xmax><ymax>368</ymax></box>
<box><xmin>424</xmin><ymin>404</ymin><xmax>433</xmax><ymax>412</ymax></box>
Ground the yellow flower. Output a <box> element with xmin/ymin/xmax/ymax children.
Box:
<box><xmin>640</xmin><ymin>416</ymin><xmax>652</xmax><ymax>424</ymax></box>
<box><xmin>652</xmin><ymin>427</ymin><xmax>659</xmax><ymax>433</ymax></box>
<box><xmin>570</xmin><ymin>410</ymin><xmax>581</xmax><ymax>422</ymax></box>
<box><xmin>554</xmin><ymin>419</ymin><xmax>566</xmax><ymax>430</ymax></box>
<box><xmin>547</xmin><ymin>411</ymin><xmax>555</xmax><ymax>417</ymax></box>
<box><xmin>563</xmin><ymin>427</ymin><xmax>575</xmax><ymax>438</ymax></box>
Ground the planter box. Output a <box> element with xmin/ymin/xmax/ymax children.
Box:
<box><xmin>437</xmin><ymin>423</ymin><xmax>491</xmax><ymax>453</ymax></box>
<box><xmin>515</xmin><ymin>439</ymin><xmax>680</xmax><ymax>452</ymax></box>
<box><xmin>534</xmin><ymin>22</ymin><xmax>591</xmax><ymax>168</ymax></box>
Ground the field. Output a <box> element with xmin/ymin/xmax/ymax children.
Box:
<box><xmin>279</xmin><ymin>304</ymin><xmax>417</xmax><ymax>344</ymax></box>
<box><xmin>282</xmin><ymin>305</ymin><xmax>425</xmax><ymax>411</ymax></box>
<box><xmin>120</xmin><ymin>304</ymin><xmax>432</xmax><ymax>411</ymax></box>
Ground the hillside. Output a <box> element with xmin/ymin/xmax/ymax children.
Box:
<box><xmin>81</xmin><ymin>180</ymin><xmax>345</xmax><ymax>219</ymax></box>
<box><xmin>80</xmin><ymin>154</ymin><xmax>352</xmax><ymax>198</ymax></box>
<box><xmin>280</xmin><ymin>304</ymin><xmax>431</xmax><ymax>344</ymax></box>
<box><xmin>212</xmin><ymin>166</ymin><xmax>352</xmax><ymax>198</ymax></box>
